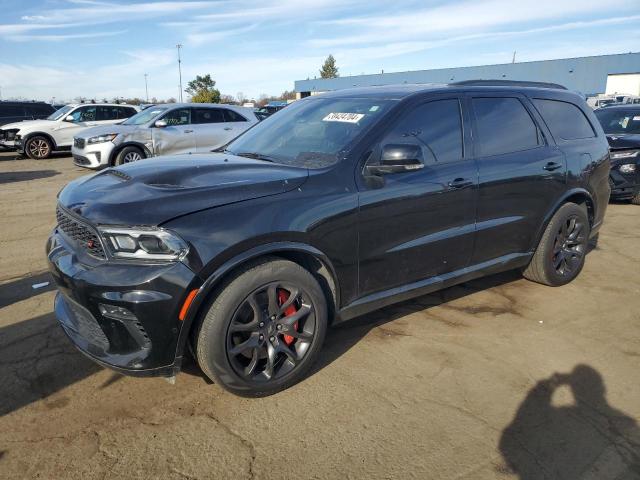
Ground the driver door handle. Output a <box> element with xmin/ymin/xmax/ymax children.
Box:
<box><xmin>224</xmin><ymin>127</ymin><xmax>233</xmax><ymax>131</ymax></box>
<box><xmin>448</xmin><ymin>177</ymin><xmax>473</xmax><ymax>189</ymax></box>
<box><xmin>543</xmin><ymin>161</ymin><xmax>562</xmax><ymax>171</ymax></box>
<box><xmin>184</xmin><ymin>129</ymin><xmax>194</xmax><ymax>133</ymax></box>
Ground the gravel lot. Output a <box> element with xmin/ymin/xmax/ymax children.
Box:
<box><xmin>0</xmin><ymin>150</ymin><xmax>639</xmax><ymax>480</ymax></box>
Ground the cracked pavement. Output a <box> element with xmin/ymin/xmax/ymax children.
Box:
<box><xmin>0</xmin><ymin>151</ymin><xmax>639</xmax><ymax>479</ymax></box>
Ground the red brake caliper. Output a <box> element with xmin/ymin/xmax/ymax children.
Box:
<box><xmin>277</xmin><ymin>289</ymin><xmax>298</xmax><ymax>345</ymax></box>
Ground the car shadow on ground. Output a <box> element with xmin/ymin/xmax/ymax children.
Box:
<box><xmin>0</xmin><ymin>170</ymin><xmax>60</xmax><ymax>184</ymax></box>
<box><xmin>498</xmin><ymin>365</ymin><xmax>640</xmax><ymax>479</ymax></box>
<box><xmin>0</xmin><ymin>271</ymin><xmax>55</xmax><ymax>309</ymax></box>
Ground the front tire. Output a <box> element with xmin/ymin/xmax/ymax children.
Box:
<box><xmin>523</xmin><ymin>202</ymin><xmax>590</xmax><ymax>286</ymax></box>
<box><xmin>25</xmin><ymin>135</ymin><xmax>52</xmax><ymax>159</ymax></box>
<box><xmin>114</xmin><ymin>146</ymin><xmax>144</xmax><ymax>166</ymax></box>
<box><xmin>631</xmin><ymin>192</ymin><xmax>640</xmax><ymax>205</ymax></box>
<box><xmin>196</xmin><ymin>258</ymin><xmax>328</xmax><ymax>397</ymax></box>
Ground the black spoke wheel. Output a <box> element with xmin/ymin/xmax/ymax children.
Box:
<box><xmin>196</xmin><ymin>258</ymin><xmax>328</xmax><ymax>396</ymax></box>
<box><xmin>227</xmin><ymin>282</ymin><xmax>316</xmax><ymax>382</ymax></box>
<box><xmin>523</xmin><ymin>202</ymin><xmax>590</xmax><ymax>286</ymax></box>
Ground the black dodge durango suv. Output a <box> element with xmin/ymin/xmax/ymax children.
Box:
<box><xmin>47</xmin><ymin>81</ymin><xmax>611</xmax><ymax>396</ymax></box>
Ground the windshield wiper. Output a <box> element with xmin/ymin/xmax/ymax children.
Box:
<box><xmin>233</xmin><ymin>151</ymin><xmax>277</xmax><ymax>163</ymax></box>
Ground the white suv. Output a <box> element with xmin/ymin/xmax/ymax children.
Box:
<box><xmin>71</xmin><ymin>103</ymin><xmax>258</xmax><ymax>168</ymax></box>
<box><xmin>4</xmin><ymin>103</ymin><xmax>139</xmax><ymax>159</ymax></box>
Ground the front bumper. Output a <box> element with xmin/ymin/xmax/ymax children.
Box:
<box><xmin>47</xmin><ymin>225</ymin><xmax>200</xmax><ymax>377</ymax></box>
<box><xmin>72</xmin><ymin>141</ymin><xmax>114</xmax><ymax>169</ymax></box>
<box><xmin>609</xmin><ymin>162</ymin><xmax>640</xmax><ymax>200</ymax></box>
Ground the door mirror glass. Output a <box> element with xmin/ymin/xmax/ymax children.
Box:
<box><xmin>366</xmin><ymin>144</ymin><xmax>424</xmax><ymax>175</ymax></box>
<box><xmin>154</xmin><ymin>119</ymin><xmax>168</xmax><ymax>128</ymax></box>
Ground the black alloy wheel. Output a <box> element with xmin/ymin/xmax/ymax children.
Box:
<box><xmin>227</xmin><ymin>282</ymin><xmax>316</xmax><ymax>382</ymax></box>
<box><xmin>551</xmin><ymin>215</ymin><xmax>587</xmax><ymax>277</ymax></box>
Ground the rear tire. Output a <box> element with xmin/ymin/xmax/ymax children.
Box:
<box><xmin>196</xmin><ymin>258</ymin><xmax>328</xmax><ymax>397</ymax></box>
<box><xmin>25</xmin><ymin>135</ymin><xmax>52</xmax><ymax>160</ymax></box>
<box><xmin>523</xmin><ymin>202</ymin><xmax>590</xmax><ymax>286</ymax></box>
<box><xmin>114</xmin><ymin>146</ymin><xmax>144</xmax><ymax>166</ymax></box>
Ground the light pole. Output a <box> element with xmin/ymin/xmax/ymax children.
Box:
<box><xmin>176</xmin><ymin>44</ymin><xmax>183</xmax><ymax>102</ymax></box>
<box><xmin>144</xmin><ymin>73</ymin><xmax>149</xmax><ymax>103</ymax></box>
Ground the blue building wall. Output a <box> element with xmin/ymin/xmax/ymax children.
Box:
<box><xmin>294</xmin><ymin>52</ymin><xmax>640</xmax><ymax>96</ymax></box>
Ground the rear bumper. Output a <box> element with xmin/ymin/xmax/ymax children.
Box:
<box><xmin>47</xmin><ymin>228</ymin><xmax>200</xmax><ymax>377</ymax></box>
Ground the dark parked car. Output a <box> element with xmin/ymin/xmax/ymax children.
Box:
<box><xmin>0</xmin><ymin>101</ymin><xmax>56</xmax><ymax>145</ymax></box>
<box><xmin>47</xmin><ymin>81</ymin><xmax>610</xmax><ymax>396</ymax></box>
<box><xmin>594</xmin><ymin>105</ymin><xmax>640</xmax><ymax>204</ymax></box>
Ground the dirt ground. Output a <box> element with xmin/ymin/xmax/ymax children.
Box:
<box><xmin>0</xmin><ymin>150</ymin><xmax>639</xmax><ymax>480</ymax></box>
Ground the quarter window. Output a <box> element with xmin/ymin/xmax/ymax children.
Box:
<box><xmin>472</xmin><ymin>97</ymin><xmax>540</xmax><ymax>156</ymax></box>
<box><xmin>193</xmin><ymin>108</ymin><xmax>225</xmax><ymax>124</ymax></box>
<box><xmin>533</xmin><ymin>99</ymin><xmax>595</xmax><ymax>140</ymax></box>
<box><xmin>382</xmin><ymin>99</ymin><xmax>463</xmax><ymax>164</ymax></box>
<box><xmin>224</xmin><ymin>109</ymin><xmax>248</xmax><ymax>122</ymax></box>
<box><xmin>162</xmin><ymin>108</ymin><xmax>191</xmax><ymax>126</ymax></box>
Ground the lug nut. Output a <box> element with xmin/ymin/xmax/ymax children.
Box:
<box><xmin>259</xmin><ymin>334</ymin><xmax>264</xmax><ymax>341</ymax></box>
<box><xmin>259</xmin><ymin>322</ymin><xmax>264</xmax><ymax>327</ymax></box>
<box><xmin>271</xmin><ymin>315</ymin><xmax>276</xmax><ymax>320</ymax></box>
<box><xmin>276</xmin><ymin>324</ymin><xmax>282</xmax><ymax>330</ymax></box>
<box><xmin>269</xmin><ymin>336</ymin><xmax>275</xmax><ymax>342</ymax></box>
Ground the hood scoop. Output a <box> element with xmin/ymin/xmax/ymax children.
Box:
<box><xmin>103</xmin><ymin>168</ymin><xmax>132</xmax><ymax>181</ymax></box>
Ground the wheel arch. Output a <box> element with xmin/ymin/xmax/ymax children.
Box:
<box><xmin>109</xmin><ymin>142</ymin><xmax>151</xmax><ymax>166</ymax></box>
<box><xmin>174</xmin><ymin>242</ymin><xmax>340</xmax><ymax>361</ymax></box>
<box><xmin>530</xmin><ymin>188</ymin><xmax>595</xmax><ymax>252</ymax></box>
<box><xmin>22</xmin><ymin>131</ymin><xmax>57</xmax><ymax>150</ymax></box>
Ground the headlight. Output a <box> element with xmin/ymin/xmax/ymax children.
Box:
<box><xmin>619</xmin><ymin>163</ymin><xmax>637</xmax><ymax>174</ymax></box>
<box><xmin>98</xmin><ymin>227</ymin><xmax>189</xmax><ymax>261</ymax></box>
<box><xmin>88</xmin><ymin>133</ymin><xmax>118</xmax><ymax>144</ymax></box>
<box><xmin>610</xmin><ymin>150</ymin><xmax>640</xmax><ymax>160</ymax></box>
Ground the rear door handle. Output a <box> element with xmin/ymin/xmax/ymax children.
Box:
<box><xmin>224</xmin><ymin>127</ymin><xmax>233</xmax><ymax>131</ymax></box>
<box><xmin>184</xmin><ymin>129</ymin><xmax>194</xmax><ymax>133</ymax></box>
<box><xmin>543</xmin><ymin>161</ymin><xmax>562</xmax><ymax>171</ymax></box>
<box><xmin>448</xmin><ymin>177</ymin><xmax>473</xmax><ymax>189</ymax></box>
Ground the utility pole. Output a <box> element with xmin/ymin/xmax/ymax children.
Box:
<box><xmin>512</xmin><ymin>51</ymin><xmax>516</xmax><ymax>63</ymax></box>
<box><xmin>176</xmin><ymin>44</ymin><xmax>183</xmax><ymax>102</ymax></box>
<box><xmin>144</xmin><ymin>73</ymin><xmax>149</xmax><ymax>103</ymax></box>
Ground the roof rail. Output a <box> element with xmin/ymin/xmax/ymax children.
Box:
<box><xmin>451</xmin><ymin>79</ymin><xmax>568</xmax><ymax>90</ymax></box>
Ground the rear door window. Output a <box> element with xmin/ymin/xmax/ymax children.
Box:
<box><xmin>472</xmin><ymin>97</ymin><xmax>540</xmax><ymax>156</ymax></box>
<box><xmin>533</xmin><ymin>99</ymin><xmax>595</xmax><ymax>140</ymax></box>
<box><xmin>382</xmin><ymin>98</ymin><xmax>464</xmax><ymax>164</ymax></box>
<box><xmin>97</xmin><ymin>106</ymin><xmax>120</xmax><ymax>121</ymax></box>
<box><xmin>193</xmin><ymin>108</ymin><xmax>225</xmax><ymax>124</ymax></box>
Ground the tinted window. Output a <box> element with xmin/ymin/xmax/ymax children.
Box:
<box><xmin>193</xmin><ymin>108</ymin><xmax>224</xmax><ymax>124</ymax></box>
<box><xmin>472</xmin><ymin>97</ymin><xmax>540</xmax><ymax>156</ymax></box>
<box><xmin>97</xmin><ymin>106</ymin><xmax>120</xmax><ymax>121</ymax></box>
<box><xmin>594</xmin><ymin>109</ymin><xmax>640</xmax><ymax>135</ymax></box>
<box><xmin>162</xmin><ymin>108</ymin><xmax>191</xmax><ymax>126</ymax></box>
<box><xmin>68</xmin><ymin>106</ymin><xmax>97</xmax><ymax>122</ymax></box>
<box><xmin>0</xmin><ymin>105</ymin><xmax>24</xmax><ymax>116</ymax></box>
<box><xmin>224</xmin><ymin>109</ymin><xmax>248</xmax><ymax>122</ymax></box>
<box><xmin>34</xmin><ymin>104</ymin><xmax>54</xmax><ymax>115</ymax></box>
<box><xmin>533</xmin><ymin>99</ymin><xmax>595</xmax><ymax>140</ymax></box>
<box><xmin>383</xmin><ymin>99</ymin><xmax>463</xmax><ymax>164</ymax></box>
<box><xmin>118</xmin><ymin>107</ymin><xmax>137</xmax><ymax>119</ymax></box>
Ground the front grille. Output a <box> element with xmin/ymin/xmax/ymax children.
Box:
<box><xmin>56</xmin><ymin>206</ymin><xmax>106</xmax><ymax>259</ymax></box>
<box><xmin>74</xmin><ymin>137</ymin><xmax>85</xmax><ymax>149</ymax></box>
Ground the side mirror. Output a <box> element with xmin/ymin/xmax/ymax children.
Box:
<box><xmin>365</xmin><ymin>144</ymin><xmax>424</xmax><ymax>175</ymax></box>
<box><xmin>154</xmin><ymin>119</ymin><xmax>168</xmax><ymax>128</ymax></box>
<box><xmin>65</xmin><ymin>115</ymin><xmax>75</xmax><ymax>122</ymax></box>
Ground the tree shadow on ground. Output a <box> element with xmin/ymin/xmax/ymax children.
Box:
<box><xmin>499</xmin><ymin>365</ymin><xmax>640</xmax><ymax>479</ymax></box>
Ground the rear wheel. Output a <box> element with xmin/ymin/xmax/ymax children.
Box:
<box><xmin>25</xmin><ymin>135</ymin><xmax>52</xmax><ymax>159</ymax></box>
<box><xmin>114</xmin><ymin>146</ymin><xmax>144</xmax><ymax>166</ymax></box>
<box><xmin>523</xmin><ymin>202</ymin><xmax>590</xmax><ymax>286</ymax></box>
<box><xmin>196</xmin><ymin>258</ymin><xmax>328</xmax><ymax>397</ymax></box>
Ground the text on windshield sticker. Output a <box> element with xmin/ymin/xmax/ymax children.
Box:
<box><xmin>323</xmin><ymin>112</ymin><xmax>365</xmax><ymax>123</ymax></box>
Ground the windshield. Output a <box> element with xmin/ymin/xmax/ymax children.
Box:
<box><xmin>47</xmin><ymin>105</ymin><xmax>74</xmax><ymax>121</ymax></box>
<box><xmin>595</xmin><ymin>109</ymin><xmax>640</xmax><ymax>135</ymax></box>
<box><xmin>122</xmin><ymin>106</ymin><xmax>169</xmax><ymax>126</ymax></box>
<box><xmin>225</xmin><ymin>97</ymin><xmax>394</xmax><ymax>168</ymax></box>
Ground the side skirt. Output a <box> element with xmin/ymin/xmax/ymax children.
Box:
<box><xmin>336</xmin><ymin>252</ymin><xmax>532</xmax><ymax>322</ymax></box>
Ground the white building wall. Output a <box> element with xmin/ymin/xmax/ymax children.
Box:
<box><xmin>606</xmin><ymin>74</ymin><xmax>640</xmax><ymax>96</ymax></box>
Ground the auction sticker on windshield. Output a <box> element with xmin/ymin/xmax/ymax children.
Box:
<box><xmin>323</xmin><ymin>112</ymin><xmax>365</xmax><ymax>123</ymax></box>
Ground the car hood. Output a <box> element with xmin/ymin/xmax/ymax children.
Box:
<box><xmin>0</xmin><ymin>119</ymin><xmax>56</xmax><ymax>131</ymax></box>
<box><xmin>58</xmin><ymin>154</ymin><xmax>309</xmax><ymax>226</ymax></box>
<box><xmin>75</xmin><ymin>123</ymin><xmax>137</xmax><ymax>139</ymax></box>
<box><xmin>606</xmin><ymin>134</ymin><xmax>640</xmax><ymax>150</ymax></box>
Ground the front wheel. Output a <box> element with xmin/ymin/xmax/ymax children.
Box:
<box><xmin>25</xmin><ymin>135</ymin><xmax>52</xmax><ymax>159</ymax></box>
<box><xmin>114</xmin><ymin>146</ymin><xmax>144</xmax><ymax>166</ymax></box>
<box><xmin>523</xmin><ymin>202</ymin><xmax>590</xmax><ymax>286</ymax></box>
<box><xmin>196</xmin><ymin>258</ymin><xmax>328</xmax><ymax>397</ymax></box>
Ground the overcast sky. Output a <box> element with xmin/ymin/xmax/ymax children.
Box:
<box><xmin>1</xmin><ymin>0</ymin><xmax>639</xmax><ymax>102</ymax></box>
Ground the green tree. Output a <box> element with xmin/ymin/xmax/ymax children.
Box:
<box><xmin>319</xmin><ymin>55</ymin><xmax>339</xmax><ymax>79</ymax></box>
<box><xmin>185</xmin><ymin>74</ymin><xmax>221</xmax><ymax>103</ymax></box>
